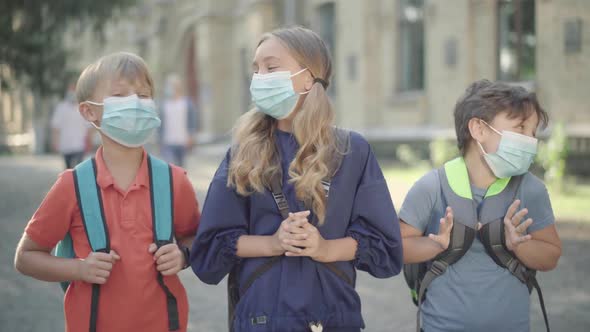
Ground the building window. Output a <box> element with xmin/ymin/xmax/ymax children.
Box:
<box><xmin>497</xmin><ymin>0</ymin><xmax>536</xmax><ymax>82</ymax></box>
<box><xmin>273</xmin><ymin>0</ymin><xmax>307</xmax><ymax>27</ymax></box>
<box><xmin>564</xmin><ymin>18</ymin><xmax>583</xmax><ymax>54</ymax></box>
<box><xmin>398</xmin><ymin>0</ymin><xmax>425</xmax><ymax>92</ymax></box>
<box><xmin>318</xmin><ymin>3</ymin><xmax>335</xmax><ymax>55</ymax></box>
<box><xmin>317</xmin><ymin>3</ymin><xmax>336</xmax><ymax>95</ymax></box>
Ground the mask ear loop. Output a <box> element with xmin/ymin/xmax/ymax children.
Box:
<box><xmin>477</xmin><ymin>119</ymin><xmax>503</xmax><ymax>156</ymax></box>
<box><xmin>81</xmin><ymin>100</ymin><xmax>104</xmax><ymax>129</ymax></box>
<box><xmin>293</xmin><ymin>68</ymin><xmax>329</xmax><ymax>95</ymax></box>
<box><xmin>300</xmin><ymin>78</ymin><xmax>329</xmax><ymax>96</ymax></box>
<box><xmin>477</xmin><ymin>141</ymin><xmax>488</xmax><ymax>155</ymax></box>
<box><xmin>290</xmin><ymin>68</ymin><xmax>308</xmax><ymax>78</ymax></box>
<box><xmin>480</xmin><ymin>120</ymin><xmax>502</xmax><ymax>136</ymax></box>
<box><xmin>291</xmin><ymin>68</ymin><xmax>312</xmax><ymax>95</ymax></box>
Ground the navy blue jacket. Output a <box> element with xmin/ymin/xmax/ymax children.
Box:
<box><xmin>190</xmin><ymin>130</ymin><xmax>402</xmax><ymax>331</ymax></box>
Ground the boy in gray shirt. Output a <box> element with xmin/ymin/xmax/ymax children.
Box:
<box><xmin>400</xmin><ymin>80</ymin><xmax>562</xmax><ymax>332</ymax></box>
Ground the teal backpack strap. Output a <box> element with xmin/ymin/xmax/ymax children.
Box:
<box><xmin>73</xmin><ymin>158</ymin><xmax>110</xmax><ymax>332</ymax></box>
<box><xmin>74</xmin><ymin>158</ymin><xmax>110</xmax><ymax>252</ymax></box>
<box><xmin>148</xmin><ymin>155</ymin><xmax>174</xmax><ymax>244</ymax></box>
<box><xmin>147</xmin><ymin>155</ymin><xmax>180</xmax><ymax>331</ymax></box>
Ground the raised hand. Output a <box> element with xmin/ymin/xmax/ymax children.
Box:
<box><xmin>503</xmin><ymin>200</ymin><xmax>533</xmax><ymax>251</ymax></box>
<box><xmin>428</xmin><ymin>207</ymin><xmax>454</xmax><ymax>250</ymax></box>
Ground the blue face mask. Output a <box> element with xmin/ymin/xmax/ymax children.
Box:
<box><xmin>249</xmin><ymin>68</ymin><xmax>308</xmax><ymax>119</ymax></box>
<box><xmin>478</xmin><ymin>121</ymin><xmax>538</xmax><ymax>178</ymax></box>
<box><xmin>86</xmin><ymin>94</ymin><xmax>161</xmax><ymax>147</ymax></box>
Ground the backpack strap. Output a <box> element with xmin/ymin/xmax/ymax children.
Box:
<box><xmin>328</xmin><ymin>127</ymin><xmax>350</xmax><ymax>177</ymax></box>
<box><xmin>148</xmin><ymin>155</ymin><xmax>174</xmax><ymax>244</ymax></box>
<box><xmin>73</xmin><ymin>158</ymin><xmax>110</xmax><ymax>332</ymax></box>
<box><xmin>147</xmin><ymin>155</ymin><xmax>180</xmax><ymax>331</ymax></box>
<box><xmin>270</xmin><ymin>171</ymin><xmax>290</xmax><ymax>220</ymax></box>
<box><xmin>479</xmin><ymin>175</ymin><xmax>524</xmax><ymax>273</ymax></box>
<box><xmin>74</xmin><ymin>159</ymin><xmax>110</xmax><ymax>252</ymax></box>
<box><xmin>479</xmin><ymin>175</ymin><xmax>550</xmax><ymax>332</ymax></box>
<box><xmin>415</xmin><ymin>167</ymin><xmax>477</xmax><ymax>332</ymax></box>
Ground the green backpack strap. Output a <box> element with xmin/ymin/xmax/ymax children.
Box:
<box><xmin>53</xmin><ymin>158</ymin><xmax>109</xmax><ymax>332</ymax></box>
<box><xmin>147</xmin><ymin>155</ymin><xmax>180</xmax><ymax>331</ymax></box>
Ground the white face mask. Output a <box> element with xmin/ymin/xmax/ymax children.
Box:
<box><xmin>85</xmin><ymin>94</ymin><xmax>161</xmax><ymax>147</ymax></box>
<box><xmin>249</xmin><ymin>68</ymin><xmax>308</xmax><ymax>119</ymax></box>
<box><xmin>478</xmin><ymin>121</ymin><xmax>538</xmax><ymax>178</ymax></box>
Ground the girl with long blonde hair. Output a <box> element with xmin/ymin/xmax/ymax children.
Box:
<box><xmin>191</xmin><ymin>27</ymin><xmax>402</xmax><ymax>332</ymax></box>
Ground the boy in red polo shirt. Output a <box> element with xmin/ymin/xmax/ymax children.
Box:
<box><xmin>14</xmin><ymin>52</ymin><xmax>200</xmax><ymax>332</ymax></box>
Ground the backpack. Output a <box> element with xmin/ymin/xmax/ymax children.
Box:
<box><xmin>403</xmin><ymin>158</ymin><xmax>549</xmax><ymax>332</ymax></box>
<box><xmin>54</xmin><ymin>155</ymin><xmax>180</xmax><ymax>332</ymax></box>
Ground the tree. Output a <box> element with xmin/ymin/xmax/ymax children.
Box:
<box><xmin>0</xmin><ymin>0</ymin><xmax>137</xmax><ymax>98</ymax></box>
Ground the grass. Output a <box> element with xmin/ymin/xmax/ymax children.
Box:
<box><xmin>381</xmin><ymin>164</ymin><xmax>590</xmax><ymax>224</ymax></box>
<box><xmin>380</xmin><ymin>163</ymin><xmax>431</xmax><ymax>210</ymax></box>
<box><xmin>546</xmin><ymin>178</ymin><xmax>590</xmax><ymax>223</ymax></box>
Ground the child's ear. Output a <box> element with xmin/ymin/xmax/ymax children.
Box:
<box><xmin>303</xmin><ymin>72</ymin><xmax>314</xmax><ymax>91</ymax></box>
<box><xmin>467</xmin><ymin>118</ymin><xmax>486</xmax><ymax>143</ymax></box>
<box><xmin>79</xmin><ymin>103</ymin><xmax>100</xmax><ymax>123</ymax></box>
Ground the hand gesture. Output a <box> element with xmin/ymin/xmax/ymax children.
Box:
<box><xmin>273</xmin><ymin>211</ymin><xmax>311</xmax><ymax>254</ymax></box>
<box><xmin>428</xmin><ymin>207</ymin><xmax>454</xmax><ymax>250</ymax></box>
<box><xmin>504</xmin><ymin>200</ymin><xmax>533</xmax><ymax>251</ymax></box>
<box><xmin>282</xmin><ymin>213</ymin><xmax>328</xmax><ymax>262</ymax></box>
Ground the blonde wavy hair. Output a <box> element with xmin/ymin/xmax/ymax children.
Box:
<box><xmin>228</xmin><ymin>27</ymin><xmax>343</xmax><ymax>225</ymax></box>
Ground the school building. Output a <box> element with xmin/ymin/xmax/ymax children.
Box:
<box><xmin>1</xmin><ymin>0</ymin><xmax>588</xmax><ymax>172</ymax></box>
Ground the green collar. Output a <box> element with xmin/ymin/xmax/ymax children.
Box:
<box><xmin>443</xmin><ymin>157</ymin><xmax>511</xmax><ymax>200</ymax></box>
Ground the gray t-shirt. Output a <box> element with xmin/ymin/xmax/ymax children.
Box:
<box><xmin>399</xmin><ymin>170</ymin><xmax>555</xmax><ymax>332</ymax></box>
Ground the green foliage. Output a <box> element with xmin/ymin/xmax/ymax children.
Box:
<box><xmin>396</xmin><ymin>144</ymin><xmax>423</xmax><ymax>167</ymax></box>
<box><xmin>0</xmin><ymin>0</ymin><xmax>137</xmax><ymax>99</ymax></box>
<box><xmin>537</xmin><ymin>122</ymin><xmax>568</xmax><ymax>191</ymax></box>
<box><xmin>429</xmin><ymin>138</ymin><xmax>459</xmax><ymax>167</ymax></box>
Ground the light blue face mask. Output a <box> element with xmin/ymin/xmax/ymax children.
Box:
<box><xmin>249</xmin><ymin>68</ymin><xmax>308</xmax><ymax>119</ymax></box>
<box><xmin>86</xmin><ymin>94</ymin><xmax>161</xmax><ymax>147</ymax></box>
<box><xmin>478</xmin><ymin>121</ymin><xmax>538</xmax><ymax>178</ymax></box>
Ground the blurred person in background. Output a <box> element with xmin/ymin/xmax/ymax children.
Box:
<box><xmin>159</xmin><ymin>74</ymin><xmax>198</xmax><ymax>167</ymax></box>
<box><xmin>51</xmin><ymin>83</ymin><xmax>90</xmax><ymax>169</ymax></box>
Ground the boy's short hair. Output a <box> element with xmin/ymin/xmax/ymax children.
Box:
<box><xmin>75</xmin><ymin>52</ymin><xmax>154</xmax><ymax>103</ymax></box>
<box><xmin>454</xmin><ymin>79</ymin><xmax>549</xmax><ymax>154</ymax></box>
